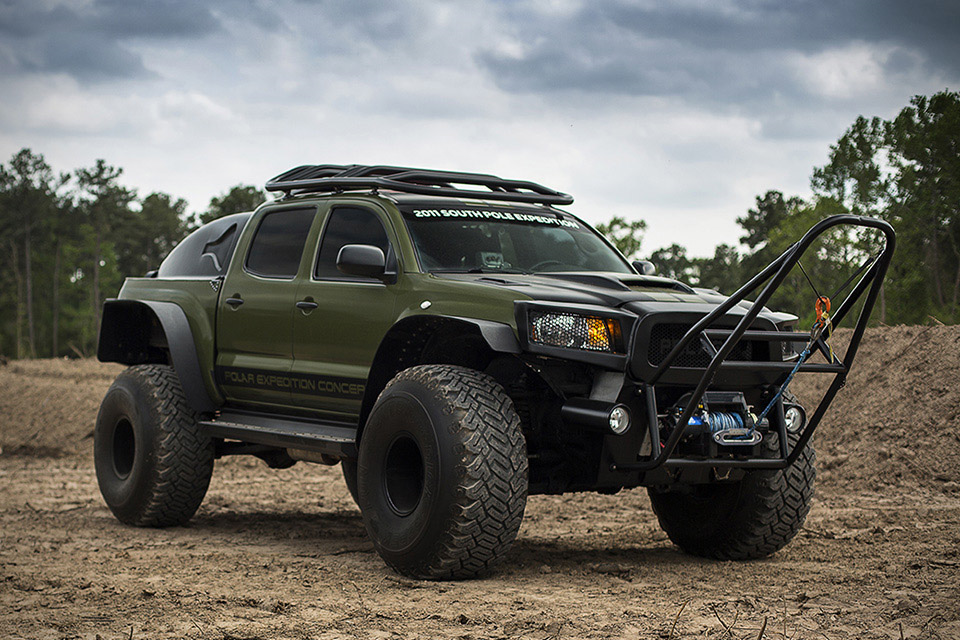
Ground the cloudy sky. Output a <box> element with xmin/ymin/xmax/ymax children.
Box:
<box><xmin>1</xmin><ymin>0</ymin><xmax>957</xmax><ymax>255</ymax></box>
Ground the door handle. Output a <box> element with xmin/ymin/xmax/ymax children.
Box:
<box><xmin>296</xmin><ymin>300</ymin><xmax>319</xmax><ymax>311</ymax></box>
<box><xmin>225</xmin><ymin>297</ymin><xmax>244</xmax><ymax>308</ymax></box>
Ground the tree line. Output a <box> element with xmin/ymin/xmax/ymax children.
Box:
<box><xmin>599</xmin><ymin>89</ymin><xmax>960</xmax><ymax>328</ymax></box>
<box><xmin>0</xmin><ymin>155</ymin><xmax>265</xmax><ymax>359</ymax></box>
<box><xmin>1</xmin><ymin>89</ymin><xmax>956</xmax><ymax>359</ymax></box>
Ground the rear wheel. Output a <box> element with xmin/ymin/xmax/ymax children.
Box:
<box><xmin>357</xmin><ymin>365</ymin><xmax>527</xmax><ymax>580</ymax></box>
<box><xmin>94</xmin><ymin>365</ymin><xmax>214</xmax><ymax>527</ymax></box>
<box><xmin>648</xmin><ymin>432</ymin><xmax>815</xmax><ymax>560</ymax></box>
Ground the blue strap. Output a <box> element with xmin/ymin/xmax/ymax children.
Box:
<box><xmin>748</xmin><ymin>346</ymin><xmax>811</xmax><ymax>435</ymax></box>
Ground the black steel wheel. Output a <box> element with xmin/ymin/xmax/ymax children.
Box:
<box><xmin>94</xmin><ymin>365</ymin><xmax>214</xmax><ymax>527</ymax></box>
<box><xmin>357</xmin><ymin>365</ymin><xmax>527</xmax><ymax>580</ymax></box>
<box><xmin>648</xmin><ymin>432</ymin><xmax>815</xmax><ymax>560</ymax></box>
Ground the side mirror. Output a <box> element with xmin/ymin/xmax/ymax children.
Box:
<box><xmin>633</xmin><ymin>260</ymin><xmax>656</xmax><ymax>276</ymax></box>
<box><xmin>337</xmin><ymin>244</ymin><xmax>386</xmax><ymax>279</ymax></box>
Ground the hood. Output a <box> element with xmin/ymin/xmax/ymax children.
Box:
<box><xmin>433</xmin><ymin>271</ymin><xmax>696</xmax><ymax>305</ymax></box>
<box><xmin>433</xmin><ymin>271</ymin><xmax>793</xmax><ymax>324</ymax></box>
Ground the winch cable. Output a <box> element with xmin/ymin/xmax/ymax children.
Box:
<box><xmin>742</xmin><ymin>253</ymin><xmax>874</xmax><ymax>439</ymax></box>
<box><xmin>746</xmin><ymin>310</ymin><xmax>836</xmax><ymax>438</ymax></box>
<box><xmin>749</xmin><ymin>341</ymin><xmax>812</xmax><ymax>436</ymax></box>
<box><xmin>713</xmin><ymin>252</ymin><xmax>879</xmax><ymax>442</ymax></box>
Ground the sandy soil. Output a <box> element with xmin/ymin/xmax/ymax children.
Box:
<box><xmin>2</xmin><ymin>327</ymin><xmax>959</xmax><ymax>639</ymax></box>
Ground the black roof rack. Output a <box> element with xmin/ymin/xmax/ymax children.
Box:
<box><xmin>264</xmin><ymin>164</ymin><xmax>574</xmax><ymax>206</ymax></box>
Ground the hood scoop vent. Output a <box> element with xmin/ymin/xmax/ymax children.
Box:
<box><xmin>540</xmin><ymin>272</ymin><xmax>693</xmax><ymax>293</ymax></box>
<box><xmin>477</xmin><ymin>276</ymin><xmax>517</xmax><ymax>285</ymax></box>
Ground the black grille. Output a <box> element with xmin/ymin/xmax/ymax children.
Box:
<box><xmin>647</xmin><ymin>323</ymin><xmax>759</xmax><ymax>367</ymax></box>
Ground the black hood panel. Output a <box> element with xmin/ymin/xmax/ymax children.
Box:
<box><xmin>437</xmin><ymin>271</ymin><xmax>787</xmax><ymax>325</ymax></box>
<box><xmin>438</xmin><ymin>271</ymin><xmax>701</xmax><ymax>308</ymax></box>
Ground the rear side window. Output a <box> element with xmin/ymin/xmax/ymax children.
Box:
<box><xmin>245</xmin><ymin>208</ymin><xmax>316</xmax><ymax>278</ymax></box>
<box><xmin>315</xmin><ymin>207</ymin><xmax>391</xmax><ymax>279</ymax></box>
<box><xmin>157</xmin><ymin>212</ymin><xmax>251</xmax><ymax>278</ymax></box>
<box><xmin>201</xmin><ymin>223</ymin><xmax>239</xmax><ymax>273</ymax></box>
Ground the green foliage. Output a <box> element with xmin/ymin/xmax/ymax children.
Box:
<box><xmin>882</xmin><ymin>90</ymin><xmax>960</xmax><ymax>322</ymax></box>
<box><xmin>737</xmin><ymin>191</ymin><xmax>805</xmax><ymax>250</ymax></box>
<box><xmin>0</xmin><ymin>149</ymin><xmax>64</xmax><ymax>357</ymax></box>
<box><xmin>811</xmin><ymin>89</ymin><xmax>960</xmax><ymax>324</ymax></box>
<box><xmin>0</xmin><ymin>150</ymin><xmax>206</xmax><ymax>358</ymax></box>
<box><xmin>695</xmin><ymin>244</ymin><xmax>743</xmax><ymax>295</ymax></box>
<box><xmin>596</xmin><ymin>89</ymin><xmax>960</xmax><ymax>328</ymax></box>
<box><xmin>199</xmin><ymin>184</ymin><xmax>267</xmax><ymax>225</ymax></box>
<box><xmin>649</xmin><ymin>244</ymin><xmax>693</xmax><ymax>281</ymax></box>
<box><xmin>124</xmin><ymin>193</ymin><xmax>190</xmax><ymax>276</ymax></box>
<box><xmin>594</xmin><ymin>216</ymin><xmax>646</xmax><ymax>259</ymax></box>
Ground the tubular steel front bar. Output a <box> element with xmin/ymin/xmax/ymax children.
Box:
<box><xmin>616</xmin><ymin>214</ymin><xmax>896</xmax><ymax>472</ymax></box>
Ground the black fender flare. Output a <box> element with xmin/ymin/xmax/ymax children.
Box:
<box><xmin>447</xmin><ymin>316</ymin><xmax>521</xmax><ymax>355</ymax></box>
<box><xmin>98</xmin><ymin>299</ymin><xmax>219</xmax><ymax>414</ymax></box>
<box><xmin>357</xmin><ymin>315</ymin><xmax>521</xmax><ymax>434</ymax></box>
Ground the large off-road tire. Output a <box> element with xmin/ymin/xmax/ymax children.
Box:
<box><xmin>357</xmin><ymin>365</ymin><xmax>527</xmax><ymax>580</ymax></box>
<box><xmin>648</xmin><ymin>432</ymin><xmax>815</xmax><ymax>560</ymax></box>
<box><xmin>94</xmin><ymin>365</ymin><xmax>214</xmax><ymax>527</ymax></box>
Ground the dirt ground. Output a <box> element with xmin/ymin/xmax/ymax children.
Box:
<box><xmin>2</xmin><ymin>326</ymin><xmax>959</xmax><ymax>639</ymax></box>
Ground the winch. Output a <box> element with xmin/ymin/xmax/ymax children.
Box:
<box><xmin>668</xmin><ymin>391</ymin><xmax>765</xmax><ymax>448</ymax></box>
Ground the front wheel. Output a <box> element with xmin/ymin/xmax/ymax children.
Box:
<box><xmin>648</xmin><ymin>432</ymin><xmax>815</xmax><ymax>560</ymax></box>
<box><xmin>94</xmin><ymin>365</ymin><xmax>214</xmax><ymax>527</ymax></box>
<box><xmin>357</xmin><ymin>365</ymin><xmax>528</xmax><ymax>580</ymax></box>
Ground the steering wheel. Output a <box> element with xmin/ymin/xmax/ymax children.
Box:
<box><xmin>529</xmin><ymin>260</ymin><xmax>563</xmax><ymax>271</ymax></box>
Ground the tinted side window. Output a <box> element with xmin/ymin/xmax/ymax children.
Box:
<box><xmin>245</xmin><ymin>208</ymin><xmax>316</xmax><ymax>278</ymax></box>
<box><xmin>315</xmin><ymin>207</ymin><xmax>391</xmax><ymax>279</ymax></box>
<box><xmin>157</xmin><ymin>212</ymin><xmax>252</xmax><ymax>278</ymax></box>
<box><xmin>201</xmin><ymin>222</ymin><xmax>239</xmax><ymax>274</ymax></box>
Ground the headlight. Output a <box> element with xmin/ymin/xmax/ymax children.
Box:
<box><xmin>528</xmin><ymin>311</ymin><xmax>621</xmax><ymax>352</ymax></box>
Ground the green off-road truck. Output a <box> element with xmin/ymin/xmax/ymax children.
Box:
<box><xmin>95</xmin><ymin>164</ymin><xmax>894</xmax><ymax>579</ymax></box>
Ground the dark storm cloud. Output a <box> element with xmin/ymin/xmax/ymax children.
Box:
<box><xmin>602</xmin><ymin>0</ymin><xmax>960</xmax><ymax>61</ymax></box>
<box><xmin>0</xmin><ymin>0</ymin><xmax>221</xmax><ymax>81</ymax></box>
<box><xmin>90</xmin><ymin>0</ymin><xmax>220</xmax><ymax>39</ymax></box>
<box><xmin>478</xmin><ymin>0</ymin><xmax>960</xmax><ymax>98</ymax></box>
<box><xmin>19</xmin><ymin>31</ymin><xmax>151</xmax><ymax>81</ymax></box>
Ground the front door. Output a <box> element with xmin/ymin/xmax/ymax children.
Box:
<box><xmin>290</xmin><ymin>204</ymin><xmax>401</xmax><ymax>418</ymax></box>
<box><xmin>216</xmin><ymin>206</ymin><xmax>317</xmax><ymax>409</ymax></box>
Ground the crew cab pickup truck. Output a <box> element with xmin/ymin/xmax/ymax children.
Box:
<box><xmin>95</xmin><ymin>164</ymin><xmax>894</xmax><ymax>579</ymax></box>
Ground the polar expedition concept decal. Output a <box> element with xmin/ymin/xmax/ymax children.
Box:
<box><xmin>216</xmin><ymin>366</ymin><xmax>365</xmax><ymax>400</ymax></box>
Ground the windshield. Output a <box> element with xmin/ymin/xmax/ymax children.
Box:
<box><xmin>401</xmin><ymin>206</ymin><xmax>633</xmax><ymax>274</ymax></box>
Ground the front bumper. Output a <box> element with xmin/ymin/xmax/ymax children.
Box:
<box><xmin>523</xmin><ymin>214</ymin><xmax>896</xmax><ymax>477</ymax></box>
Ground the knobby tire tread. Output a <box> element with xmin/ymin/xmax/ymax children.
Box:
<box><xmin>119</xmin><ymin>365</ymin><xmax>213</xmax><ymax>527</ymax></box>
<box><xmin>649</xmin><ymin>432</ymin><xmax>816</xmax><ymax>560</ymax></box>
<box><xmin>386</xmin><ymin>365</ymin><xmax>527</xmax><ymax>580</ymax></box>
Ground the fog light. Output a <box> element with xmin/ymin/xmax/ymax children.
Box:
<box><xmin>608</xmin><ymin>406</ymin><xmax>630</xmax><ymax>435</ymax></box>
<box><xmin>784</xmin><ymin>405</ymin><xmax>805</xmax><ymax>433</ymax></box>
